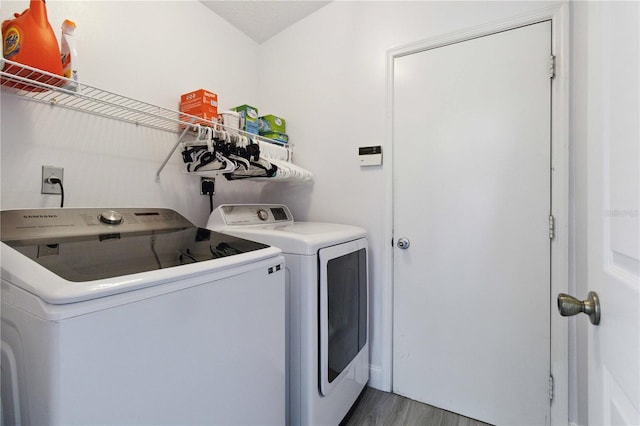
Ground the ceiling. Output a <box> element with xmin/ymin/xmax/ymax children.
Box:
<box><xmin>201</xmin><ymin>1</ymin><xmax>331</xmax><ymax>44</ymax></box>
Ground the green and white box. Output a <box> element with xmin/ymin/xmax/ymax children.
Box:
<box><xmin>261</xmin><ymin>131</ymin><xmax>288</xmax><ymax>144</ymax></box>
<box><xmin>232</xmin><ymin>104</ymin><xmax>259</xmax><ymax>134</ymax></box>
<box><xmin>258</xmin><ymin>115</ymin><xmax>286</xmax><ymax>135</ymax></box>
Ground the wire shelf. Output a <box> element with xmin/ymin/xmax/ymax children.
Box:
<box><xmin>1</xmin><ymin>58</ymin><xmax>298</xmax><ymax>181</ymax></box>
<box><xmin>0</xmin><ymin>58</ymin><xmax>291</xmax><ymax>147</ymax></box>
<box><xmin>0</xmin><ymin>58</ymin><xmax>202</xmax><ymax>133</ymax></box>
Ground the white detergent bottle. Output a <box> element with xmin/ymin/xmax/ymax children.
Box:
<box><xmin>60</xmin><ymin>19</ymin><xmax>79</xmax><ymax>91</ymax></box>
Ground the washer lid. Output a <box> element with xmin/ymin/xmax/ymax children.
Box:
<box><xmin>3</xmin><ymin>226</ymin><xmax>269</xmax><ymax>282</ymax></box>
<box><xmin>1</xmin><ymin>208</ymin><xmax>280</xmax><ymax>304</ymax></box>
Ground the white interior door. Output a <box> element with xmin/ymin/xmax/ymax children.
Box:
<box><xmin>392</xmin><ymin>22</ymin><xmax>552</xmax><ymax>425</ymax></box>
<box><xmin>585</xmin><ymin>2</ymin><xmax>640</xmax><ymax>424</ymax></box>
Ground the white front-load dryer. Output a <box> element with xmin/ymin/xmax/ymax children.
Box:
<box><xmin>208</xmin><ymin>204</ymin><xmax>369</xmax><ymax>426</ymax></box>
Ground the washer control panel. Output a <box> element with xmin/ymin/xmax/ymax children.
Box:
<box><xmin>0</xmin><ymin>208</ymin><xmax>194</xmax><ymax>242</ymax></box>
<box><xmin>213</xmin><ymin>204</ymin><xmax>293</xmax><ymax>226</ymax></box>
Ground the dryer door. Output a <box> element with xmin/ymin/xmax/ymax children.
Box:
<box><xmin>318</xmin><ymin>238</ymin><xmax>368</xmax><ymax>396</ymax></box>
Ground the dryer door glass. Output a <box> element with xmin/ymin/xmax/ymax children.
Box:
<box><xmin>318</xmin><ymin>238</ymin><xmax>368</xmax><ymax>396</ymax></box>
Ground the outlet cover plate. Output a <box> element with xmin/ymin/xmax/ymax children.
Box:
<box><xmin>42</xmin><ymin>166</ymin><xmax>64</xmax><ymax>194</ymax></box>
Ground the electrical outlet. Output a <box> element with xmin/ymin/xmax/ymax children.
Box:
<box><xmin>42</xmin><ymin>165</ymin><xmax>64</xmax><ymax>194</ymax></box>
<box><xmin>201</xmin><ymin>177</ymin><xmax>215</xmax><ymax>195</ymax></box>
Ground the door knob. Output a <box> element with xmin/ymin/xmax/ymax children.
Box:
<box><xmin>557</xmin><ymin>291</ymin><xmax>601</xmax><ymax>325</ymax></box>
<box><xmin>397</xmin><ymin>237</ymin><xmax>410</xmax><ymax>249</ymax></box>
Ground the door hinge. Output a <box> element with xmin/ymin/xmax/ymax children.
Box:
<box><xmin>549</xmin><ymin>375</ymin><xmax>554</xmax><ymax>401</ymax></box>
<box><xmin>549</xmin><ymin>214</ymin><xmax>555</xmax><ymax>240</ymax></box>
<box><xmin>549</xmin><ymin>55</ymin><xmax>556</xmax><ymax>79</ymax></box>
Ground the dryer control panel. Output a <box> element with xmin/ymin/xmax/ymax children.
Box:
<box><xmin>210</xmin><ymin>204</ymin><xmax>294</xmax><ymax>227</ymax></box>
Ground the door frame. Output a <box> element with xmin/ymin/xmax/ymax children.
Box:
<box><xmin>381</xmin><ymin>3</ymin><xmax>570</xmax><ymax>424</ymax></box>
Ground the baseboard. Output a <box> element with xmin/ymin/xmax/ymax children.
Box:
<box><xmin>367</xmin><ymin>364</ymin><xmax>391</xmax><ymax>392</ymax></box>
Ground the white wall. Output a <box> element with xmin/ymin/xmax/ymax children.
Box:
<box><xmin>257</xmin><ymin>0</ymin><xmax>558</xmax><ymax>393</ymax></box>
<box><xmin>0</xmin><ymin>0</ymin><xmax>263</xmax><ymax>226</ymax></box>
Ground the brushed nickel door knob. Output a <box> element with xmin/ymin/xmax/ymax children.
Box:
<box><xmin>557</xmin><ymin>291</ymin><xmax>601</xmax><ymax>325</ymax></box>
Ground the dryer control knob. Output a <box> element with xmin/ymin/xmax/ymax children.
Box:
<box><xmin>257</xmin><ymin>209</ymin><xmax>269</xmax><ymax>221</ymax></box>
<box><xmin>99</xmin><ymin>210</ymin><xmax>123</xmax><ymax>225</ymax></box>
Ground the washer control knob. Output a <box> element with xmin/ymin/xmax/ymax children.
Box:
<box><xmin>257</xmin><ymin>209</ymin><xmax>269</xmax><ymax>221</ymax></box>
<box><xmin>99</xmin><ymin>210</ymin><xmax>124</xmax><ymax>225</ymax></box>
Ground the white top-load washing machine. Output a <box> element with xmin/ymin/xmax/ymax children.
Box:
<box><xmin>0</xmin><ymin>207</ymin><xmax>285</xmax><ymax>426</ymax></box>
<box><xmin>208</xmin><ymin>204</ymin><xmax>369</xmax><ymax>426</ymax></box>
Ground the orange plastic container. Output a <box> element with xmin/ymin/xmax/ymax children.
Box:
<box><xmin>2</xmin><ymin>0</ymin><xmax>64</xmax><ymax>91</ymax></box>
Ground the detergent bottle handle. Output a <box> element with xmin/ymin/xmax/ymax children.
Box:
<box><xmin>29</xmin><ymin>0</ymin><xmax>49</xmax><ymax>25</ymax></box>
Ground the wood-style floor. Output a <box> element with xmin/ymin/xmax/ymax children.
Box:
<box><xmin>342</xmin><ymin>387</ymin><xmax>492</xmax><ymax>426</ymax></box>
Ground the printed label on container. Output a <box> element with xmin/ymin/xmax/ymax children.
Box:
<box><xmin>3</xmin><ymin>26</ymin><xmax>21</xmax><ymax>59</ymax></box>
<box><xmin>61</xmin><ymin>53</ymin><xmax>71</xmax><ymax>78</ymax></box>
